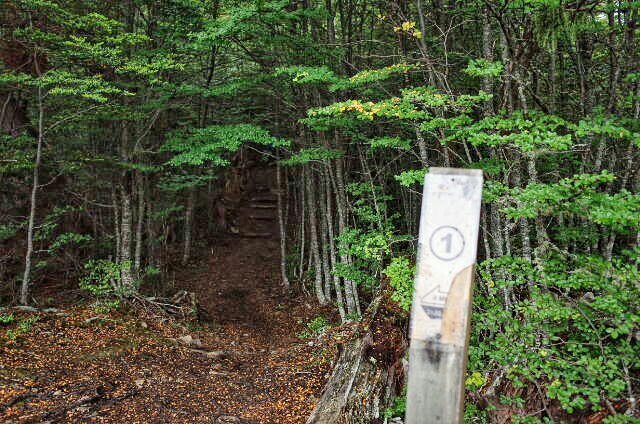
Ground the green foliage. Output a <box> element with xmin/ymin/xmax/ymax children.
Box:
<box><xmin>298</xmin><ymin>315</ymin><xmax>330</xmax><ymax>339</ymax></box>
<box><xmin>80</xmin><ymin>259</ymin><xmax>134</xmax><ymax>298</ymax></box>
<box><xmin>368</xmin><ymin>136</ymin><xmax>411</xmax><ymax>152</ymax></box>
<box><xmin>49</xmin><ymin>232</ymin><xmax>92</xmax><ymax>253</ymax></box>
<box><xmin>163</xmin><ymin>124</ymin><xmax>288</xmax><ymax>167</ymax></box>
<box><xmin>463</xmin><ymin>403</ymin><xmax>489</xmax><ymax>423</ymax></box>
<box><xmin>455</xmin><ymin>111</ymin><xmax>574</xmax><ymax>152</ymax></box>
<box><xmin>37</xmin><ymin>70</ymin><xmax>129</xmax><ymax>102</ymax></box>
<box><xmin>603</xmin><ymin>416</ymin><xmax>640</xmax><ymax>424</ymax></box>
<box><xmin>0</xmin><ymin>134</ymin><xmax>34</xmax><ymax>172</ymax></box>
<box><xmin>383</xmin><ymin>387</ymin><xmax>407</xmax><ymax>419</ymax></box>
<box><xmin>468</xmin><ymin>252</ymin><xmax>640</xmax><ymax>414</ymax></box>
<box><xmin>334</xmin><ymin>183</ymin><xmax>409</xmax><ymax>291</ymax></box>
<box><xmin>279</xmin><ymin>147</ymin><xmax>343</xmax><ymax>166</ymax></box>
<box><xmin>91</xmin><ymin>299</ymin><xmax>121</xmax><ymax>314</ymax></box>
<box><xmin>383</xmin><ymin>257</ymin><xmax>414</xmax><ymax>311</ymax></box>
<box><xmin>0</xmin><ymin>224</ymin><xmax>19</xmax><ymax>242</ymax></box>
<box><xmin>157</xmin><ymin>173</ymin><xmax>216</xmax><ymax>192</ymax></box>
<box><xmin>6</xmin><ymin>316</ymin><xmax>40</xmax><ymax>341</ymax></box>
<box><xmin>275</xmin><ymin>65</ymin><xmax>339</xmax><ymax>85</ymax></box>
<box><xmin>35</xmin><ymin>206</ymin><xmax>75</xmax><ymax>242</ymax></box>
<box><xmin>330</xmin><ymin>63</ymin><xmax>414</xmax><ymax>91</ymax></box>
<box><xmin>395</xmin><ymin>168</ymin><xmax>428</xmax><ymax>187</ymax></box>
<box><xmin>465</xmin><ymin>59</ymin><xmax>504</xmax><ymax>78</ymax></box>
<box><xmin>0</xmin><ymin>314</ymin><xmax>15</xmax><ymax>325</ymax></box>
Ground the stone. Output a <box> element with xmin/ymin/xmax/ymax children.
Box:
<box><xmin>84</xmin><ymin>316</ymin><xmax>103</xmax><ymax>324</ymax></box>
<box><xmin>178</xmin><ymin>335</ymin><xmax>202</xmax><ymax>348</ymax></box>
<box><xmin>14</xmin><ymin>305</ymin><xmax>38</xmax><ymax>312</ymax></box>
<box><xmin>217</xmin><ymin>416</ymin><xmax>240</xmax><ymax>423</ymax></box>
<box><xmin>203</xmin><ymin>350</ymin><xmax>227</xmax><ymax>359</ymax></box>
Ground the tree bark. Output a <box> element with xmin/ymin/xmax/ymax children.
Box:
<box><xmin>482</xmin><ymin>8</ymin><xmax>495</xmax><ymax>116</ymax></box>
<box><xmin>182</xmin><ymin>188</ymin><xmax>195</xmax><ymax>265</ymax></box>
<box><xmin>324</xmin><ymin>164</ymin><xmax>346</xmax><ymax>322</ymax></box>
<box><xmin>319</xmin><ymin>170</ymin><xmax>333</xmax><ymax>302</ymax></box>
<box><xmin>134</xmin><ymin>173</ymin><xmax>145</xmax><ymax>272</ymax></box>
<box><xmin>332</xmin><ymin>156</ymin><xmax>359</xmax><ymax>317</ymax></box>
<box><xmin>20</xmin><ymin>85</ymin><xmax>44</xmax><ymax>305</ymax></box>
<box><xmin>307</xmin><ymin>293</ymin><xmax>406</xmax><ymax>424</ymax></box>
<box><xmin>276</xmin><ymin>160</ymin><xmax>290</xmax><ymax>290</ymax></box>
<box><xmin>120</xmin><ymin>185</ymin><xmax>134</xmax><ymax>291</ymax></box>
<box><xmin>306</xmin><ymin>167</ymin><xmax>327</xmax><ymax>305</ymax></box>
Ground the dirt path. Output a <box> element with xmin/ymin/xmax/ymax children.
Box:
<box><xmin>0</xmin><ymin>163</ymin><xmax>334</xmax><ymax>423</ymax></box>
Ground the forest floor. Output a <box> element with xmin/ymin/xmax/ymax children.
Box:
<box><xmin>0</xmin><ymin>165</ymin><xmax>339</xmax><ymax>423</ymax></box>
<box><xmin>0</xmin><ymin>236</ymin><xmax>336</xmax><ymax>423</ymax></box>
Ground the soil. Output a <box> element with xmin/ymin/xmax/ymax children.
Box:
<box><xmin>0</xmin><ymin>162</ymin><xmax>337</xmax><ymax>423</ymax></box>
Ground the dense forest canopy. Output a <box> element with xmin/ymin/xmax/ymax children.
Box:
<box><xmin>1</xmin><ymin>0</ymin><xmax>639</xmax><ymax>422</ymax></box>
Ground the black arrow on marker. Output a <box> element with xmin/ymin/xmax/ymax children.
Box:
<box><xmin>420</xmin><ymin>284</ymin><xmax>448</xmax><ymax>319</ymax></box>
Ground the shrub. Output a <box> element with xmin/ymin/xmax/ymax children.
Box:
<box><xmin>298</xmin><ymin>315</ymin><xmax>330</xmax><ymax>339</ymax></box>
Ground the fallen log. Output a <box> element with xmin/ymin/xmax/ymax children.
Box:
<box><xmin>307</xmin><ymin>291</ymin><xmax>408</xmax><ymax>424</ymax></box>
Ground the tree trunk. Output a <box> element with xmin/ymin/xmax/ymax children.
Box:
<box><xmin>20</xmin><ymin>85</ymin><xmax>44</xmax><ymax>305</ymax></box>
<box><xmin>182</xmin><ymin>188</ymin><xmax>195</xmax><ymax>265</ymax></box>
<box><xmin>113</xmin><ymin>188</ymin><xmax>121</xmax><ymax>263</ymax></box>
<box><xmin>482</xmin><ymin>8</ymin><xmax>495</xmax><ymax>116</ymax></box>
<box><xmin>332</xmin><ymin>157</ymin><xmax>359</xmax><ymax>317</ymax></box>
<box><xmin>324</xmin><ymin>164</ymin><xmax>346</xmax><ymax>322</ymax></box>
<box><xmin>306</xmin><ymin>167</ymin><xmax>327</xmax><ymax>305</ymax></box>
<box><xmin>415</xmin><ymin>125</ymin><xmax>428</xmax><ymax>166</ymax></box>
<box><xmin>299</xmin><ymin>168</ymin><xmax>306</xmax><ymax>280</ymax></box>
<box><xmin>511</xmin><ymin>161</ymin><xmax>532</xmax><ymax>260</ymax></box>
<box><xmin>276</xmin><ymin>160</ymin><xmax>290</xmax><ymax>290</ymax></box>
<box><xmin>319</xmin><ymin>170</ymin><xmax>333</xmax><ymax>301</ymax></box>
<box><xmin>134</xmin><ymin>173</ymin><xmax>145</xmax><ymax>272</ymax></box>
<box><xmin>120</xmin><ymin>186</ymin><xmax>134</xmax><ymax>291</ymax></box>
<box><xmin>307</xmin><ymin>293</ymin><xmax>407</xmax><ymax>424</ymax></box>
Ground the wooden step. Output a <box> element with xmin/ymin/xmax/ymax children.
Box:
<box><xmin>239</xmin><ymin>231</ymin><xmax>273</xmax><ymax>238</ymax></box>
<box><xmin>250</xmin><ymin>195</ymin><xmax>277</xmax><ymax>203</ymax></box>
<box><xmin>249</xmin><ymin>203</ymin><xmax>276</xmax><ymax>209</ymax></box>
<box><xmin>248</xmin><ymin>215</ymin><xmax>276</xmax><ymax>221</ymax></box>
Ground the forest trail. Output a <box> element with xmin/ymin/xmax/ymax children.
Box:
<box><xmin>0</xmin><ymin>162</ymin><xmax>333</xmax><ymax>424</ymax></box>
<box><xmin>172</xmin><ymin>161</ymin><xmax>333</xmax><ymax>423</ymax></box>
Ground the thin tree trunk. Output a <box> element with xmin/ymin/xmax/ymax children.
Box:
<box><xmin>500</xmin><ymin>31</ymin><xmax>514</xmax><ymax>113</ymax></box>
<box><xmin>20</xmin><ymin>85</ymin><xmax>44</xmax><ymax>305</ymax></box>
<box><xmin>276</xmin><ymin>160</ymin><xmax>290</xmax><ymax>290</ymax></box>
<box><xmin>606</xmin><ymin>8</ymin><xmax>621</xmax><ymax>113</ymax></box>
<box><xmin>526</xmin><ymin>154</ymin><xmax>549</xmax><ymax>257</ymax></box>
<box><xmin>299</xmin><ymin>169</ymin><xmax>306</xmax><ymax>280</ymax></box>
<box><xmin>146</xmin><ymin>202</ymin><xmax>155</xmax><ymax>269</ymax></box>
<box><xmin>182</xmin><ymin>188</ymin><xmax>195</xmax><ymax>265</ymax></box>
<box><xmin>415</xmin><ymin>125</ymin><xmax>428</xmax><ymax>166</ymax></box>
<box><xmin>482</xmin><ymin>8</ymin><xmax>495</xmax><ymax>116</ymax></box>
<box><xmin>306</xmin><ymin>166</ymin><xmax>327</xmax><ymax>305</ymax></box>
<box><xmin>134</xmin><ymin>173</ymin><xmax>145</xmax><ymax>272</ymax></box>
<box><xmin>120</xmin><ymin>186</ymin><xmax>134</xmax><ymax>291</ymax></box>
<box><xmin>511</xmin><ymin>162</ymin><xmax>532</xmax><ymax>260</ymax></box>
<box><xmin>113</xmin><ymin>188</ymin><xmax>121</xmax><ymax>263</ymax></box>
<box><xmin>332</xmin><ymin>157</ymin><xmax>359</xmax><ymax>317</ymax></box>
<box><xmin>319</xmin><ymin>170</ymin><xmax>333</xmax><ymax>302</ymax></box>
<box><xmin>481</xmin><ymin>208</ymin><xmax>491</xmax><ymax>260</ymax></box>
<box><xmin>324</xmin><ymin>164</ymin><xmax>346</xmax><ymax>322</ymax></box>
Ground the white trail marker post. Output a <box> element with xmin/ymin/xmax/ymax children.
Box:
<box><xmin>405</xmin><ymin>168</ymin><xmax>483</xmax><ymax>424</ymax></box>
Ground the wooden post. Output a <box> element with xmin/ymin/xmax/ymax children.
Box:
<box><xmin>405</xmin><ymin>168</ymin><xmax>483</xmax><ymax>424</ymax></box>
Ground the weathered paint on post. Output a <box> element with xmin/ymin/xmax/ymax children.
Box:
<box><xmin>405</xmin><ymin>167</ymin><xmax>483</xmax><ymax>424</ymax></box>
